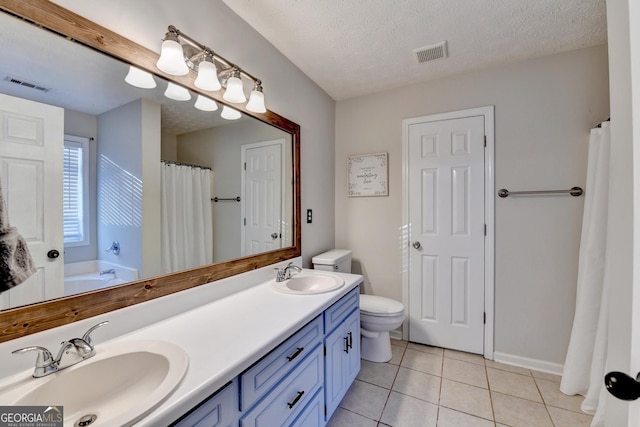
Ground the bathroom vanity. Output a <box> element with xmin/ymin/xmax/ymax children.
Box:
<box><xmin>0</xmin><ymin>268</ymin><xmax>362</xmax><ymax>427</ymax></box>
<box><xmin>172</xmin><ymin>286</ymin><xmax>360</xmax><ymax>426</ymax></box>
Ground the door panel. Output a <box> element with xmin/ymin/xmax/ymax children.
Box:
<box><xmin>408</xmin><ymin>115</ymin><xmax>485</xmax><ymax>354</ymax></box>
<box><xmin>0</xmin><ymin>93</ymin><xmax>64</xmax><ymax>309</ymax></box>
<box><xmin>242</xmin><ymin>139</ymin><xmax>284</xmax><ymax>256</ymax></box>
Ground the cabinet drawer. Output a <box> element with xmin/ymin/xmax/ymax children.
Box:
<box><xmin>324</xmin><ymin>287</ymin><xmax>359</xmax><ymax>334</ymax></box>
<box><xmin>291</xmin><ymin>389</ymin><xmax>324</xmax><ymax>427</ymax></box>
<box><xmin>240</xmin><ymin>345</ymin><xmax>323</xmax><ymax>427</ymax></box>
<box><xmin>240</xmin><ymin>315</ymin><xmax>323</xmax><ymax>410</ymax></box>
<box><xmin>172</xmin><ymin>378</ymin><xmax>239</xmax><ymax>427</ymax></box>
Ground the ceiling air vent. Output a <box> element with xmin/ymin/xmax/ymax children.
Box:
<box><xmin>413</xmin><ymin>41</ymin><xmax>448</xmax><ymax>64</ymax></box>
<box><xmin>3</xmin><ymin>75</ymin><xmax>51</xmax><ymax>93</ymax></box>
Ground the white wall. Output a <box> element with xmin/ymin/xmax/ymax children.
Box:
<box><xmin>336</xmin><ymin>46</ymin><xmax>609</xmax><ymax>366</ymax></box>
<box><xmin>50</xmin><ymin>0</ymin><xmax>336</xmax><ymax>267</ymax></box>
<box><xmin>97</xmin><ymin>99</ymin><xmax>162</xmax><ymax>277</ymax></box>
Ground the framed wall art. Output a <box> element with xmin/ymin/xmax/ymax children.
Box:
<box><xmin>347</xmin><ymin>152</ymin><xmax>388</xmax><ymax>197</ymax></box>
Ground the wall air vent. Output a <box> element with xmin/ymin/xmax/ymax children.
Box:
<box><xmin>413</xmin><ymin>41</ymin><xmax>448</xmax><ymax>64</ymax></box>
<box><xmin>3</xmin><ymin>75</ymin><xmax>51</xmax><ymax>93</ymax></box>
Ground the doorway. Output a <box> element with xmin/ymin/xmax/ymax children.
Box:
<box><xmin>402</xmin><ymin>106</ymin><xmax>495</xmax><ymax>358</ymax></box>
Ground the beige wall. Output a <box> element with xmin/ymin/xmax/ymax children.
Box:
<box><xmin>336</xmin><ymin>45</ymin><xmax>609</xmax><ymax>366</ymax></box>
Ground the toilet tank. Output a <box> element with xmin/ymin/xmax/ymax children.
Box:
<box><xmin>312</xmin><ymin>249</ymin><xmax>352</xmax><ymax>273</ymax></box>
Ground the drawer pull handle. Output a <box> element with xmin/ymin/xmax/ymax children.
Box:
<box><xmin>287</xmin><ymin>390</ymin><xmax>305</xmax><ymax>409</ymax></box>
<box><xmin>286</xmin><ymin>347</ymin><xmax>304</xmax><ymax>362</ymax></box>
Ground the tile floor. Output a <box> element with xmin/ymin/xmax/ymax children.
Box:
<box><xmin>326</xmin><ymin>340</ymin><xmax>593</xmax><ymax>427</ymax></box>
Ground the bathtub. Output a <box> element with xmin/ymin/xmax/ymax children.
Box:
<box><xmin>64</xmin><ymin>261</ymin><xmax>138</xmax><ymax>296</ymax></box>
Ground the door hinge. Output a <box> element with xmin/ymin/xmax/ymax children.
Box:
<box><xmin>324</xmin><ymin>406</ymin><xmax>327</xmax><ymax>416</ymax></box>
<box><xmin>244</xmin><ymin>162</ymin><xmax>246</xmax><ymax>170</ymax></box>
<box><xmin>484</xmin><ymin>135</ymin><xmax>487</xmax><ymax>147</ymax></box>
<box><xmin>483</xmin><ymin>312</ymin><xmax>486</xmax><ymax>324</ymax></box>
<box><xmin>243</xmin><ymin>218</ymin><xmax>246</xmax><ymax>226</ymax></box>
<box><xmin>323</xmin><ymin>346</ymin><xmax>326</xmax><ymax>357</ymax></box>
<box><xmin>484</xmin><ymin>224</ymin><xmax>487</xmax><ymax>236</ymax></box>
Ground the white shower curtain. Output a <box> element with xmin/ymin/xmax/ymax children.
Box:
<box><xmin>161</xmin><ymin>163</ymin><xmax>213</xmax><ymax>274</ymax></box>
<box><xmin>560</xmin><ymin>122</ymin><xmax>611</xmax><ymax>427</ymax></box>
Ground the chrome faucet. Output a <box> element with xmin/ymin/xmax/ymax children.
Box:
<box><xmin>12</xmin><ymin>321</ymin><xmax>109</xmax><ymax>378</ymax></box>
<box><xmin>99</xmin><ymin>268</ymin><xmax>116</xmax><ymax>276</ymax></box>
<box><xmin>274</xmin><ymin>262</ymin><xmax>302</xmax><ymax>282</ymax></box>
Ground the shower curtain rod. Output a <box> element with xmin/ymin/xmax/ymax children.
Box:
<box><xmin>161</xmin><ymin>160</ymin><xmax>211</xmax><ymax>170</ymax></box>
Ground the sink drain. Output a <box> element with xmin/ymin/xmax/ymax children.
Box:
<box><xmin>75</xmin><ymin>414</ymin><xmax>98</xmax><ymax>427</ymax></box>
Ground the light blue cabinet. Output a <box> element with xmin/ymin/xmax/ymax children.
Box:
<box><xmin>324</xmin><ymin>308</ymin><xmax>360</xmax><ymax>420</ymax></box>
<box><xmin>171</xmin><ymin>287</ymin><xmax>360</xmax><ymax>427</ymax></box>
<box><xmin>172</xmin><ymin>379</ymin><xmax>239</xmax><ymax>427</ymax></box>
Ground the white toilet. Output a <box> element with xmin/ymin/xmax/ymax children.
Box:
<box><xmin>312</xmin><ymin>249</ymin><xmax>406</xmax><ymax>363</ymax></box>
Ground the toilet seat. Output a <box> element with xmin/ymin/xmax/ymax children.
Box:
<box><xmin>360</xmin><ymin>295</ymin><xmax>404</xmax><ymax>316</ymax></box>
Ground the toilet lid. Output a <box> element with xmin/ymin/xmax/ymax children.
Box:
<box><xmin>360</xmin><ymin>295</ymin><xmax>405</xmax><ymax>316</ymax></box>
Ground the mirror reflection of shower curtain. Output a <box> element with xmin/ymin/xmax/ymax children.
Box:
<box><xmin>560</xmin><ymin>122</ymin><xmax>611</xmax><ymax>426</ymax></box>
<box><xmin>160</xmin><ymin>163</ymin><xmax>213</xmax><ymax>274</ymax></box>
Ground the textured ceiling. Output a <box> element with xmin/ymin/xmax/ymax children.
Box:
<box><xmin>223</xmin><ymin>0</ymin><xmax>607</xmax><ymax>100</ymax></box>
<box><xmin>0</xmin><ymin>11</ymin><xmax>232</xmax><ymax>136</ymax></box>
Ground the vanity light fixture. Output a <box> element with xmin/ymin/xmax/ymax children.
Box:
<box><xmin>194</xmin><ymin>95</ymin><xmax>218</xmax><ymax>111</ymax></box>
<box><xmin>220</xmin><ymin>105</ymin><xmax>242</xmax><ymax>120</ymax></box>
<box><xmin>164</xmin><ymin>82</ymin><xmax>191</xmax><ymax>101</ymax></box>
<box><xmin>155</xmin><ymin>25</ymin><xmax>266</xmax><ymax>111</ymax></box>
<box><xmin>124</xmin><ymin>66</ymin><xmax>157</xmax><ymax>89</ymax></box>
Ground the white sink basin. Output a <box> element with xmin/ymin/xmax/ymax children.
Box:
<box><xmin>271</xmin><ymin>272</ymin><xmax>345</xmax><ymax>294</ymax></box>
<box><xmin>0</xmin><ymin>340</ymin><xmax>188</xmax><ymax>427</ymax></box>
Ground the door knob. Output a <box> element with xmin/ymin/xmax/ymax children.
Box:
<box><xmin>412</xmin><ymin>241</ymin><xmax>422</xmax><ymax>250</ymax></box>
<box><xmin>605</xmin><ymin>371</ymin><xmax>640</xmax><ymax>401</ymax></box>
<box><xmin>47</xmin><ymin>250</ymin><xmax>60</xmax><ymax>259</ymax></box>
<box><xmin>271</xmin><ymin>233</ymin><xmax>279</xmax><ymax>239</ymax></box>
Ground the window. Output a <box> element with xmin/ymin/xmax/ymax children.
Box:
<box><xmin>63</xmin><ymin>135</ymin><xmax>90</xmax><ymax>247</ymax></box>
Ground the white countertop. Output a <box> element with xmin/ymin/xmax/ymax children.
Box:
<box><xmin>107</xmin><ymin>269</ymin><xmax>363</xmax><ymax>426</ymax></box>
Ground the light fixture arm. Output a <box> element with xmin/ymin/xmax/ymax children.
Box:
<box><xmin>164</xmin><ymin>25</ymin><xmax>261</xmax><ymax>86</ymax></box>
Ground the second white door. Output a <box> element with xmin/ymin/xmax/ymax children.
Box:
<box><xmin>408</xmin><ymin>114</ymin><xmax>486</xmax><ymax>354</ymax></box>
<box><xmin>241</xmin><ymin>139</ymin><xmax>285</xmax><ymax>256</ymax></box>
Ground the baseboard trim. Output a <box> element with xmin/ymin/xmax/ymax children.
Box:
<box><xmin>389</xmin><ymin>330</ymin><xmax>403</xmax><ymax>341</ymax></box>
<box><xmin>493</xmin><ymin>352</ymin><xmax>564</xmax><ymax>376</ymax></box>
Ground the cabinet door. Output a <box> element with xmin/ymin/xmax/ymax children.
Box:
<box><xmin>344</xmin><ymin>309</ymin><xmax>361</xmax><ymax>386</ymax></box>
<box><xmin>172</xmin><ymin>379</ymin><xmax>239</xmax><ymax>427</ymax></box>
<box><xmin>324</xmin><ymin>309</ymin><xmax>360</xmax><ymax>420</ymax></box>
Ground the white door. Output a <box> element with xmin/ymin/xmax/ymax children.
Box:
<box><xmin>0</xmin><ymin>92</ymin><xmax>64</xmax><ymax>309</ymax></box>
<box><xmin>241</xmin><ymin>139</ymin><xmax>284</xmax><ymax>256</ymax></box>
<box><xmin>407</xmin><ymin>114</ymin><xmax>486</xmax><ymax>354</ymax></box>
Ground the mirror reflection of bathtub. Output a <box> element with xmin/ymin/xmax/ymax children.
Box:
<box><xmin>63</xmin><ymin>261</ymin><xmax>138</xmax><ymax>296</ymax></box>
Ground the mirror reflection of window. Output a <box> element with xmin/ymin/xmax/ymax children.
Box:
<box><xmin>63</xmin><ymin>135</ymin><xmax>91</xmax><ymax>248</ymax></box>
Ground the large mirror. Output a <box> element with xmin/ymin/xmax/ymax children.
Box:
<box><xmin>0</xmin><ymin>0</ymin><xmax>301</xmax><ymax>342</ymax></box>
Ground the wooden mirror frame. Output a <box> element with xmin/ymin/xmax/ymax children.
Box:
<box><xmin>0</xmin><ymin>0</ymin><xmax>301</xmax><ymax>343</ymax></box>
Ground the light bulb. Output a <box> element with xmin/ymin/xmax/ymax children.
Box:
<box><xmin>194</xmin><ymin>60</ymin><xmax>221</xmax><ymax>91</ymax></box>
<box><xmin>221</xmin><ymin>105</ymin><xmax>242</xmax><ymax>120</ymax></box>
<box><xmin>124</xmin><ymin>66</ymin><xmax>156</xmax><ymax>89</ymax></box>
<box><xmin>195</xmin><ymin>95</ymin><xmax>219</xmax><ymax>111</ymax></box>
<box><xmin>156</xmin><ymin>35</ymin><xmax>189</xmax><ymax>76</ymax></box>
<box><xmin>164</xmin><ymin>82</ymin><xmax>191</xmax><ymax>101</ymax></box>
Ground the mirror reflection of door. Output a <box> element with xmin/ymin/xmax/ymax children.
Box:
<box><xmin>0</xmin><ymin>92</ymin><xmax>64</xmax><ymax>309</ymax></box>
<box><xmin>241</xmin><ymin>139</ymin><xmax>285</xmax><ymax>256</ymax></box>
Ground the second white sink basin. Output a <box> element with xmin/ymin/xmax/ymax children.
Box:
<box><xmin>0</xmin><ymin>340</ymin><xmax>188</xmax><ymax>427</ymax></box>
<box><xmin>271</xmin><ymin>272</ymin><xmax>345</xmax><ymax>294</ymax></box>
